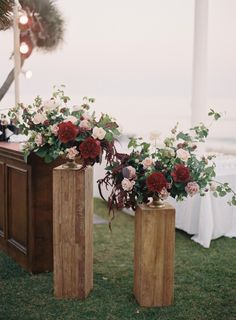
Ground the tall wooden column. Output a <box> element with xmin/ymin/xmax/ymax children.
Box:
<box><xmin>53</xmin><ymin>165</ymin><xmax>93</xmax><ymax>299</ymax></box>
<box><xmin>134</xmin><ymin>203</ymin><xmax>175</xmax><ymax>307</ymax></box>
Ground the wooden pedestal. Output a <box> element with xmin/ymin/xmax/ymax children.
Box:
<box><xmin>53</xmin><ymin>165</ymin><xmax>93</xmax><ymax>299</ymax></box>
<box><xmin>134</xmin><ymin>203</ymin><xmax>175</xmax><ymax>307</ymax></box>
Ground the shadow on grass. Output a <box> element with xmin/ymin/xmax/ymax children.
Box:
<box><xmin>0</xmin><ymin>198</ymin><xmax>236</xmax><ymax>320</ymax></box>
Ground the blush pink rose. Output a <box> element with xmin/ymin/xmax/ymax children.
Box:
<box><xmin>79</xmin><ymin>119</ymin><xmax>91</xmax><ymax>130</ymax></box>
<box><xmin>121</xmin><ymin>178</ymin><xmax>135</xmax><ymax>192</ymax></box>
<box><xmin>142</xmin><ymin>157</ymin><xmax>153</xmax><ymax>169</ymax></box>
<box><xmin>122</xmin><ymin>166</ymin><xmax>136</xmax><ymax>179</ymax></box>
<box><xmin>51</xmin><ymin>124</ymin><xmax>59</xmax><ymax>136</ymax></box>
<box><xmin>176</xmin><ymin>148</ymin><xmax>190</xmax><ymax>162</ymax></box>
<box><xmin>185</xmin><ymin>181</ymin><xmax>200</xmax><ymax>196</ymax></box>
<box><xmin>66</xmin><ymin>146</ymin><xmax>79</xmax><ymax>160</ymax></box>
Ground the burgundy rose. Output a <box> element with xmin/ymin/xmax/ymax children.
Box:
<box><xmin>146</xmin><ymin>172</ymin><xmax>168</xmax><ymax>193</ymax></box>
<box><xmin>177</xmin><ymin>143</ymin><xmax>184</xmax><ymax>149</ymax></box>
<box><xmin>58</xmin><ymin>121</ymin><xmax>79</xmax><ymax>143</ymax></box>
<box><xmin>44</xmin><ymin>120</ymin><xmax>50</xmax><ymax>126</ymax></box>
<box><xmin>171</xmin><ymin>164</ymin><xmax>190</xmax><ymax>183</ymax></box>
<box><xmin>60</xmin><ymin>107</ymin><xmax>67</xmax><ymax>114</ymax></box>
<box><xmin>79</xmin><ymin>136</ymin><xmax>101</xmax><ymax>159</ymax></box>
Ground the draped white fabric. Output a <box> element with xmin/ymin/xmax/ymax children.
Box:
<box><xmin>169</xmin><ymin>155</ymin><xmax>236</xmax><ymax>248</ymax></box>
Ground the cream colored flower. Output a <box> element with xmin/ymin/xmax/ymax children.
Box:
<box><xmin>176</xmin><ymin>148</ymin><xmax>190</xmax><ymax>162</ymax></box>
<box><xmin>92</xmin><ymin>126</ymin><xmax>106</xmax><ymax>140</ymax></box>
<box><xmin>66</xmin><ymin>146</ymin><xmax>79</xmax><ymax>160</ymax></box>
<box><xmin>35</xmin><ymin>133</ymin><xmax>43</xmax><ymax>146</ymax></box>
<box><xmin>142</xmin><ymin>157</ymin><xmax>153</xmax><ymax>169</ymax></box>
<box><xmin>65</xmin><ymin>115</ymin><xmax>78</xmax><ymax>124</ymax></box>
<box><xmin>121</xmin><ymin>178</ymin><xmax>135</xmax><ymax>192</ymax></box>
<box><xmin>79</xmin><ymin>119</ymin><xmax>91</xmax><ymax>129</ymax></box>
<box><xmin>32</xmin><ymin>113</ymin><xmax>47</xmax><ymax>125</ymax></box>
<box><xmin>43</xmin><ymin>99</ymin><xmax>58</xmax><ymax>112</ymax></box>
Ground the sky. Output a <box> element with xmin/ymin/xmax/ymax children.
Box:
<box><xmin>0</xmin><ymin>0</ymin><xmax>236</xmax><ymax>137</ymax></box>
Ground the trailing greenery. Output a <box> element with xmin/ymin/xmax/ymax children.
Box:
<box><xmin>99</xmin><ymin>110</ymin><xmax>236</xmax><ymax>213</ymax></box>
<box><xmin>0</xmin><ymin>198</ymin><xmax>236</xmax><ymax>320</ymax></box>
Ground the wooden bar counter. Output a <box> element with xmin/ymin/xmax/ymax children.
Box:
<box><xmin>0</xmin><ymin>142</ymin><xmax>62</xmax><ymax>273</ymax></box>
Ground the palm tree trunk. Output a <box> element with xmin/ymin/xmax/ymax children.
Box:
<box><xmin>0</xmin><ymin>59</ymin><xmax>24</xmax><ymax>102</ymax></box>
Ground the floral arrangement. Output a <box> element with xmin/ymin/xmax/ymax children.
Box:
<box><xmin>98</xmin><ymin>110</ymin><xmax>236</xmax><ymax>212</ymax></box>
<box><xmin>8</xmin><ymin>87</ymin><xmax>120</xmax><ymax>167</ymax></box>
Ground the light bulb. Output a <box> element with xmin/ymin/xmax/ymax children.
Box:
<box><xmin>19</xmin><ymin>14</ymin><xmax>29</xmax><ymax>25</ymax></box>
<box><xmin>20</xmin><ymin>42</ymin><xmax>29</xmax><ymax>54</ymax></box>
<box><xmin>25</xmin><ymin>70</ymin><xmax>32</xmax><ymax>79</ymax></box>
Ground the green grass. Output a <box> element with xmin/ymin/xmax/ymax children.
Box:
<box><xmin>1</xmin><ymin>198</ymin><xmax>236</xmax><ymax>320</ymax></box>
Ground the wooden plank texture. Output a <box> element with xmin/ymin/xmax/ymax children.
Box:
<box><xmin>53</xmin><ymin>165</ymin><xmax>93</xmax><ymax>299</ymax></box>
<box><xmin>134</xmin><ymin>203</ymin><xmax>175</xmax><ymax>307</ymax></box>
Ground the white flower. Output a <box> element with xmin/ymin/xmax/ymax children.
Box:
<box><xmin>43</xmin><ymin>99</ymin><xmax>59</xmax><ymax>112</ymax></box>
<box><xmin>32</xmin><ymin>113</ymin><xmax>47</xmax><ymax>125</ymax></box>
<box><xmin>176</xmin><ymin>148</ymin><xmax>190</xmax><ymax>162</ymax></box>
<box><xmin>121</xmin><ymin>178</ymin><xmax>135</xmax><ymax>192</ymax></box>
<box><xmin>65</xmin><ymin>115</ymin><xmax>78</xmax><ymax>124</ymax></box>
<box><xmin>92</xmin><ymin>126</ymin><xmax>106</xmax><ymax>140</ymax></box>
<box><xmin>210</xmin><ymin>182</ymin><xmax>217</xmax><ymax>192</ymax></box>
<box><xmin>79</xmin><ymin>119</ymin><xmax>91</xmax><ymax>130</ymax></box>
<box><xmin>66</xmin><ymin>146</ymin><xmax>79</xmax><ymax>160</ymax></box>
<box><xmin>35</xmin><ymin>133</ymin><xmax>43</xmax><ymax>146</ymax></box>
<box><xmin>142</xmin><ymin>157</ymin><xmax>153</xmax><ymax>169</ymax></box>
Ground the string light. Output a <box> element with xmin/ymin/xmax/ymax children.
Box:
<box><xmin>19</xmin><ymin>41</ymin><xmax>29</xmax><ymax>54</ymax></box>
<box><xmin>25</xmin><ymin>70</ymin><xmax>32</xmax><ymax>79</ymax></box>
<box><xmin>19</xmin><ymin>13</ymin><xmax>29</xmax><ymax>25</ymax></box>
<box><xmin>19</xmin><ymin>32</ymin><xmax>34</xmax><ymax>58</ymax></box>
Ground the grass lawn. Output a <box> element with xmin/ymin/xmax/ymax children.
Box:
<box><xmin>1</xmin><ymin>198</ymin><xmax>236</xmax><ymax>320</ymax></box>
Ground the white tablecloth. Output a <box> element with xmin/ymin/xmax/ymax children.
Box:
<box><xmin>169</xmin><ymin>155</ymin><xmax>236</xmax><ymax>248</ymax></box>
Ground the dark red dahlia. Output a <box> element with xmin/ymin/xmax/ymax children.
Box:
<box><xmin>146</xmin><ymin>172</ymin><xmax>168</xmax><ymax>193</ymax></box>
<box><xmin>58</xmin><ymin>121</ymin><xmax>79</xmax><ymax>144</ymax></box>
<box><xmin>171</xmin><ymin>164</ymin><xmax>190</xmax><ymax>183</ymax></box>
<box><xmin>79</xmin><ymin>136</ymin><xmax>101</xmax><ymax>159</ymax></box>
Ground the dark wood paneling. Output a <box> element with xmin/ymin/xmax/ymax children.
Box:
<box><xmin>7</xmin><ymin>165</ymin><xmax>28</xmax><ymax>254</ymax></box>
<box><xmin>0</xmin><ymin>143</ymin><xmax>64</xmax><ymax>273</ymax></box>
<box><xmin>0</xmin><ymin>162</ymin><xmax>4</xmax><ymax>237</ymax></box>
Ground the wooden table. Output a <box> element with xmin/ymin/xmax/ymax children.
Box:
<box><xmin>0</xmin><ymin>142</ymin><xmax>62</xmax><ymax>273</ymax></box>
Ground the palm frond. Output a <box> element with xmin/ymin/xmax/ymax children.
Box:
<box><xmin>19</xmin><ymin>0</ymin><xmax>64</xmax><ymax>50</ymax></box>
<box><xmin>0</xmin><ymin>0</ymin><xmax>14</xmax><ymax>30</ymax></box>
